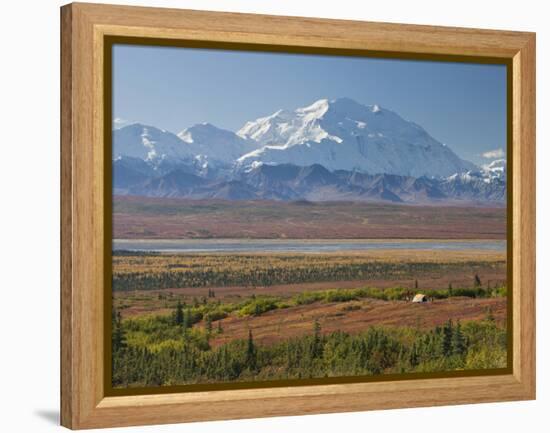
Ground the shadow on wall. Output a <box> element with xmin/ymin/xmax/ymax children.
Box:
<box><xmin>34</xmin><ymin>409</ymin><xmax>58</xmax><ymax>425</ymax></box>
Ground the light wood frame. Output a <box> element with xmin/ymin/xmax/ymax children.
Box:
<box><xmin>61</xmin><ymin>2</ymin><xmax>536</xmax><ymax>429</ymax></box>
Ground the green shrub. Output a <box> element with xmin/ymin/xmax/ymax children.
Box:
<box><xmin>237</xmin><ymin>297</ymin><xmax>280</xmax><ymax>317</ymax></box>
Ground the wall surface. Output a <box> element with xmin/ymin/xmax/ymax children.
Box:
<box><xmin>0</xmin><ymin>0</ymin><xmax>546</xmax><ymax>431</ymax></box>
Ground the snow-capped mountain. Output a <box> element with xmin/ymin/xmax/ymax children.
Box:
<box><xmin>438</xmin><ymin>159</ymin><xmax>507</xmax><ymax>203</ymax></box>
<box><xmin>113</xmin><ymin>122</ymin><xmax>262</xmax><ymax>186</ymax></box>
<box><xmin>112</xmin><ymin>98</ymin><xmax>505</xmax><ymax>204</ymax></box>
<box><xmin>177</xmin><ymin>122</ymin><xmax>257</xmax><ymax>163</ymax></box>
<box><xmin>114</xmin><ymin>122</ymin><xmax>258</xmax><ymax>173</ymax></box>
<box><xmin>236</xmin><ymin>98</ymin><xmax>477</xmax><ymax>177</ymax></box>
<box><xmin>482</xmin><ymin>159</ymin><xmax>506</xmax><ymax>181</ymax></box>
<box><xmin>113</xmin><ymin>123</ymin><xmax>190</xmax><ymax>165</ymax></box>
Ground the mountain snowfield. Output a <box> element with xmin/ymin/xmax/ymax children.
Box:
<box><xmin>112</xmin><ymin>97</ymin><xmax>506</xmax><ymax>204</ymax></box>
<box><xmin>236</xmin><ymin>98</ymin><xmax>476</xmax><ymax>178</ymax></box>
<box><xmin>177</xmin><ymin>122</ymin><xmax>257</xmax><ymax>163</ymax></box>
<box><xmin>113</xmin><ymin>122</ymin><xmax>255</xmax><ymax>167</ymax></box>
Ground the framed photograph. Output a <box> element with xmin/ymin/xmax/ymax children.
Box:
<box><xmin>60</xmin><ymin>3</ymin><xmax>536</xmax><ymax>429</ymax></box>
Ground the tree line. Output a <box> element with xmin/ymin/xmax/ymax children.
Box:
<box><xmin>113</xmin><ymin>257</ymin><xmax>502</xmax><ymax>291</ymax></box>
<box><xmin>112</xmin><ymin>307</ymin><xmax>507</xmax><ymax>388</ymax></box>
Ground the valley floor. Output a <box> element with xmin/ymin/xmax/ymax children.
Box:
<box><xmin>111</xmin><ymin>247</ymin><xmax>508</xmax><ymax>388</ymax></box>
<box><xmin>113</xmin><ymin>196</ymin><xmax>507</xmax><ymax>239</ymax></box>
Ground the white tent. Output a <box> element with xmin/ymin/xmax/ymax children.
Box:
<box><xmin>412</xmin><ymin>293</ymin><xmax>428</xmax><ymax>303</ymax></box>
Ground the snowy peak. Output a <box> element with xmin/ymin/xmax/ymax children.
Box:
<box><xmin>237</xmin><ymin>98</ymin><xmax>339</xmax><ymax>148</ymax></box>
<box><xmin>113</xmin><ymin>123</ymin><xmax>189</xmax><ymax>164</ymax></box>
<box><xmin>178</xmin><ymin>122</ymin><xmax>235</xmax><ymax>144</ymax></box>
<box><xmin>237</xmin><ymin>97</ymin><xmax>478</xmax><ymax>178</ymax></box>
<box><xmin>112</xmin><ymin>110</ymin><xmax>505</xmax><ymax>204</ymax></box>
<box><xmin>114</xmin><ymin>97</ymin><xmax>486</xmax><ymax>183</ymax></box>
<box><xmin>236</xmin><ymin>109</ymin><xmax>294</xmax><ymax>144</ymax></box>
<box><xmin>113</xmin><ymin>122</ymin><xmax>259</xmax><ymax>180</ymax></box>
<box><xmin>482</xmin><ymin>159</ymin><xmax>506</xmax><ymax>180</ymax></box>
<box><xmin>296</xmin><ymin>98</ymin><xmax>330</xmax><ymax>116</ymax></box>
<box><xmin>236</xmin><ymin>97</ymin><xmax>410</xmax><ymax>148</ymax></box>
<box><xmin>448</xmin><ymin>159</ymin><xmax>506</xmax><ymax>184</ymax></box>
<box><xmin>177</xmin><ymin>122</ymin><xmax>257</xmax><ymax>162</ymax></box>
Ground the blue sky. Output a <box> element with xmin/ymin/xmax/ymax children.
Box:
<box><xmin>113</xmin><ymin>44</ymin><xmax>507</xmax><ymax>164</ymax></box>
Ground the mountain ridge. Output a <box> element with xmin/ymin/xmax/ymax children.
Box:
<box><xmin>235</xmin><ymin>97</ymin><xmax>477</xmax><ymax>177</ymax></box>
<box><xmin>115</xmin><ymin>161</ymin><xmax>506</xmax><ymax>206</ymax></box>
<box><xmin>112</xmin><ymin>97</ymin><xmax>505</xmax><ymax>205</ymax></box>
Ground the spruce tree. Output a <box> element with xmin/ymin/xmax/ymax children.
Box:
<box><xmin>246</xmin><ymin>329</ymin><xmax>257</xmax><ymax>371</ymax></box>
<box><xmin>112</xmin><ymin>310</ymin><xmax>127</xmax><ymax>352</ymax></box>
<box><xmin>474</xmin><ymin>274</ymin><xmax>482</xmax><ymax>287</ymax></box>
<box><xmin>205</xmin><ymin>316</ymin><xmax>213</xmax><ymax>335</ymax></box>
<box><xmin>442</xmin><ymin>319</ymin><xmax>453</xmax><ymax>356</ymax></box>
<box><xmin>174</xmin><ymin>301</ymin><xmax>184</xmax><ymax>326</ymax></box>
<box><xmin>182</xmin><ymin>308</ymin><xmax>190</xmax><ymax>334</ymax></box>
<box><xmin>254</xmin><ymin>303</ymin><xmax>261</xmax><ymax>316</ymax></box>
<box><xmin>452</xmin><ymin>320</ymin><xmax>466</xmax><ymax>356</ymax></box>
<box><xmin>311</xmin><ymin>319</ymin><xmax>322</xmax><ymax>358</ymax></box>
<box><xmin>409</xmin><ymin>342</ymin><xmax>419</xmax><ymax>367</ymax></box>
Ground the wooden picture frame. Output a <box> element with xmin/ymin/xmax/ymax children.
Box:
<box><xmin>60</xmin><ymin>2</ymin><xmax>536</xmax><ymax>429</ymax></box>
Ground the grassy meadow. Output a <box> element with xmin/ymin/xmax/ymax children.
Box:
<box><xmin>112</xmin><ymin>248</ymin><xmax>508</xmax><ymax>388</ymax></box>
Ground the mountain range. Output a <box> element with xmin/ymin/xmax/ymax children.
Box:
<box><xmin>113</xmin><ymin>98</ymin><xmax>506</xmax><ymax>205</ymax></box>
